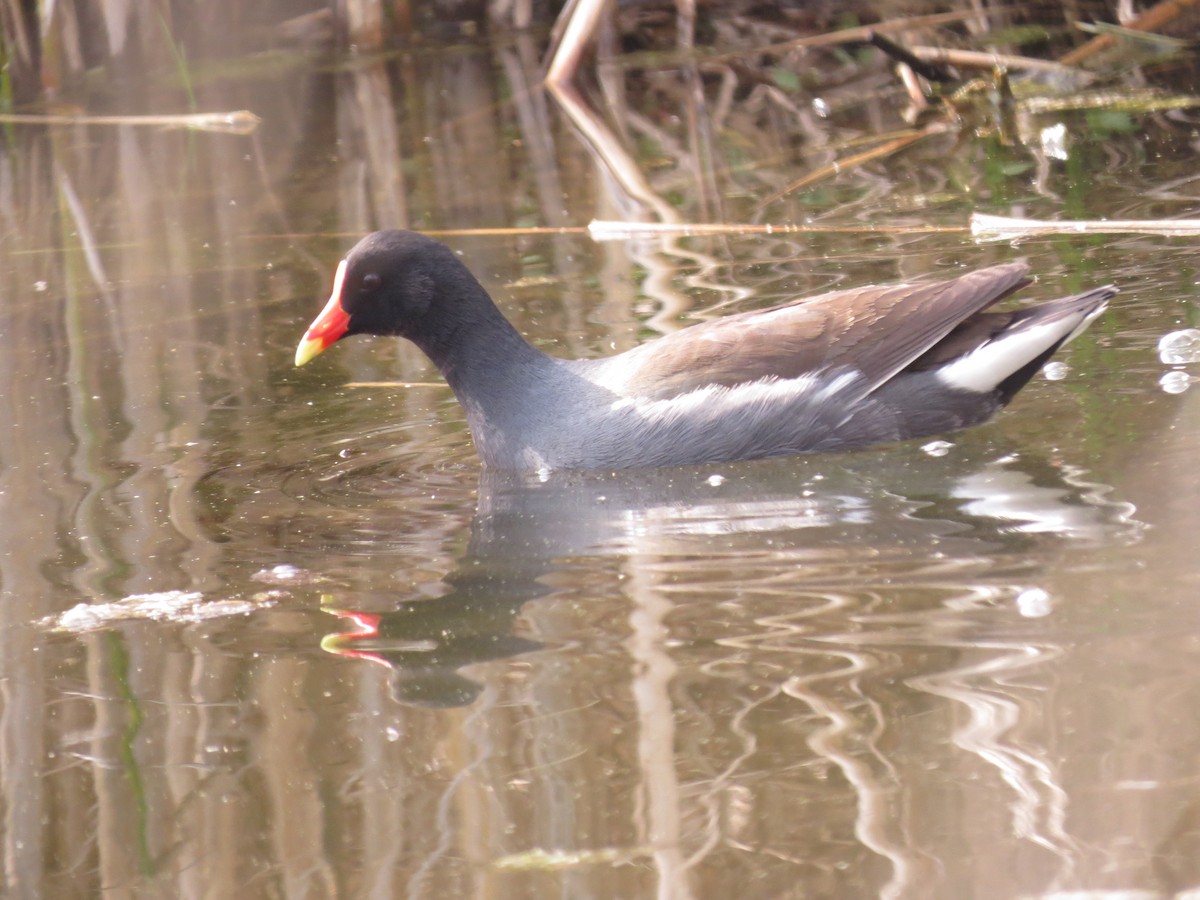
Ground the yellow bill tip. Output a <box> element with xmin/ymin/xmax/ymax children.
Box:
<box><xmin>294</xmin><ymin>336</ymin><xmax>326</xmax><ymax>367</ymax></box>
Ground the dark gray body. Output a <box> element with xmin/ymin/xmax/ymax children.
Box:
<box><xmin>312</xmin><ymin>231</ymin><xmax>1115</xmax><ymax>471</ymax></box>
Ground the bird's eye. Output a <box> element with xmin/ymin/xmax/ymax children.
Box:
<box><xmin>361</xmin><ymin>273</ymin><xmax>381</xmax><ymax>292</ymax></box>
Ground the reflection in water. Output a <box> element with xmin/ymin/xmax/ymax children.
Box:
<box><xmin>952</xmin><ymin>460</ymin><xmax>1140</xmax><ymax>541</ymax></box>
<box><xmin>910</xmin><ymin>646</ymin><xmax>1078</xmax><ymax>887</ymax></box>
<box><xmin>295</xmin><ymin>446</ymin><xmax>1144</xmax><ymax>895</ymax></box>
<box><xmin>321</xmin><ymin>599</ymin><xmax>543</xmax><ymax>708</ymax></box>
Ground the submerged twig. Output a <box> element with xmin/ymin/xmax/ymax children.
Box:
<box><xmin>868</xmin><ymin>31</ymin><xmax>957</xmax><ymax>82</ymax></box>
<box><xmin>543</xmin><ymin>0</ymin><xmax>610</xmax><ymax>88</ymax></box>
<box><xmin>909</xmin><ymin>46</ymin><xmax>1094</xmax><ymax>82</ymax></box>
<box><xmin>896</xmin><ymin>63</ymin><xmax>931</xmax><ymax>121</ymax></box>
<box><xmin>972</xmin><ymin>213</ymin><xmax>1200</xmax><ymax>238</ymax></box>
<box><xmin>1060</xmin><ymin>0</ymin><xmax>1199</xmax><ymax>65</ymax></box>
<box><xmin>588</xmin><ymin>220</ymin><xmax>965</xmax><ymax>241</ymax></box>
<box><xmin>591</xmin><ymin>213</ymin><xmax>1200</xmax><ymax>243</ymax></box>
<box><xmin>0</xmin><ymin>110</ymin><xmax>262</xmax><ymax>135</ymax></box>
<box><xmin>344</xmin><ymin>382</ymin><xmax>446</xmax><ymax>388</ymax></box>
<box><xmin>754</xmin><ymin>124</ymin><xmax>949</xmax><ymax>212</ymax></box>
<box><xmin>546</xmin><ymin>78</ymin><xmax>680</xmax><ymax>222</ymax></box>
<box><xmin>1077</xmin><ymin>20</ymin><xmax>1194</xmax><ymax>49</ymax></box>
<box><xmin>1016</xmin><ymin>87</ymin><xmax>1200</xmax><ymax>115</ymax></box>
<box><xmin>707</xmin><ymin>9</ymin><xmax>1020</xmax><ymax>63</ymax></box>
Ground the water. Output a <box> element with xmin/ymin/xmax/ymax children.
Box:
<box><xmin>3</xmin><ymin>11</ymin><xmax>1200</xmax><ymax>899</ymax></box>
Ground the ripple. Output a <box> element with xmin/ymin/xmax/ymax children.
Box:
<box><xmin>280</xmin><ymin>436</ymin><xmax>477</xmax><ymax>508</ymax></box>
<box><xmin>198</xmin><ymin>413</ymin><xmax>480</xmax><ymax>558</ymax></box>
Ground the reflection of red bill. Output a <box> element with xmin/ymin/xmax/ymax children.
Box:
<box><xmin>295</xmin><ymin>259</ymin><xmax>350</xmax><ymax>366</ymax></box>
<box><xmin>320</xmin><ymin>608</ymin><xmax>391</xmax><ymax>669</ymax></box>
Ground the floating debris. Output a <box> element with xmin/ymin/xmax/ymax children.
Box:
<box><xmin>44</xmin><ymin>590</ymin><xmax>275</xmax><ymax>633</ymax></box>
<box><xmin>1040</xmin><ymin>122</ymin><xmax>1069</xmax><ymax>160</ymax></box>
<box><xmin>493</xmin><ymin>846</ymin><xmax>651</xmax><ymax>871</ymax></box>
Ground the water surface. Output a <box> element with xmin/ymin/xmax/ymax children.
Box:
<box><xmin>3</xmin><ymin>9</ymin><xmax>1200</xmax><ymax>898</ymax></box>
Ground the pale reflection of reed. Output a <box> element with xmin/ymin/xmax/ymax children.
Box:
<box><xmin>548</xmin><ymin>54</ymin><xmax>707</xmax><ymax>335</ymax></box>
<box><xmin>909</xmin><ymin>641</ymin><xmax>1078</xmax><ymax>882</ymax></box>
<box><xmin>953</xmin><ymin>461</ymin><xmax>1142</xmax><ymax>543</ymax></box>
<box><xmin>337</xmin><ymin>65</ymin><xmax>408</xmax><ymax>232</ymax></box>
<box><xmin>258</xmin><ymin>656</ymin><xmax>339</xmax><ymax>896</ymax></box>
<box><xmin>627</xmin><ymin>566</ymin><xmax>695</xmax><ymax>899</ymax></box>
<box><xmin>2</xmin><ymin>78</ymin><xmax>293</xmax><ymax>895</ymax></box>
<box><xmin>693</xmin><ymin>584</ymin><xmax>925</xmax><ymax>899</ymax></box>
<box><xmin>408</xmin><ymin>685</ymin><xmax>501</xmax><ymax>898</ymax></box>
<box><xmin>783</xmin><ymin>647</ymin><xmax>927</xmax><ymax>900</ymax></box>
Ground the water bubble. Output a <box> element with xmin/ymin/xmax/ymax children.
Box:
<box><xmin>1016</xmin><ymin>587</ymin><xmax>1052</xmax><ymax>617</ymax></box>
<box><xmin>1042</xmin><ymin>361</ymin><xmax>1070</xmax><ymax>381</ymax></box>
<box><xmin>1158</xmin><ymin>328</ymin><xmax>1200</xmax><ymax>365</ymax></box>
<box><xmin>707</xmin><ymin>474</ymin><xmax>725</xmax><ymax>487</ymax></box>
<box><xmin>1160</xmin><ymin>370</ymin><xmax>1192</xmax><ymax>394</ymax></box>
<box><xmin>921</xmin><ymin>440</ymin><xmax>954</xmax><ymax>457</ymax></box>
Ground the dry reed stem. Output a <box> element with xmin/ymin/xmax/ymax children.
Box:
<box><xmin>1059</xmin><ymin>0</ymin><xmax>1199</xmax><ymax>65</ymax></box>
<box><xmin>753</xmin><ymin>125</ymin><xmax>949</xmax><ymax>213</ymax></box>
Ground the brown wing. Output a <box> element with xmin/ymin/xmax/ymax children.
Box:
<box><xmin>619</xmin><ymin>263</ymin><xmax>1032</xmax><ymax>401</ymax></box>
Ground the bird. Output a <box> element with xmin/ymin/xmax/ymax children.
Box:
<box><xmin>295</xmin><ymin>230</ymin><xmax>1115</xmax><ymax>471</ymax></box>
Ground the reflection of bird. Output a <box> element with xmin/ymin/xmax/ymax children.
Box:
<box><xmin>322</xmin><ymin>598</ymin><xmax>543</xmax><ymax>709</ymax></box>
<box><xmin>296</xmin><ymin>230</ymin><xmax>1114</xmax><ymax>471</ymax></box>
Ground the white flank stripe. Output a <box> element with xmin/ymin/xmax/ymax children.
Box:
<box><xmin>936</xmin><ymin>317</ymin><xmax>1080</xmax><ymax>393</ymax></box>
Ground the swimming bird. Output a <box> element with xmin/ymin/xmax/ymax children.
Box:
<box><xmin>295</xmin><ymin>230</ymin><xmax>1114</xmax><ymax>471</ymax></box>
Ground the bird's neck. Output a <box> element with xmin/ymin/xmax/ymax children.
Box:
<box><xmin>417</xmin><ymin>279</ymin><xmax>552</xmax><ymax>417</ymax></box>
